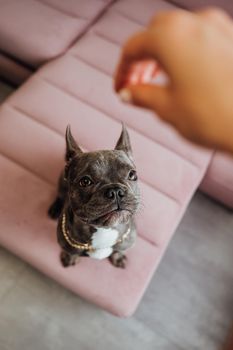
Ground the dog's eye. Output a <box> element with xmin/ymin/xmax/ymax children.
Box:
<box><xmin>79</xmin><ymin>176</ymin><xmax>93</xmax><ymax>187</ymax></box>
<box><xmin>128</xmin><ymin>170</ymin><xmax>137</xmax><ymax>181</ymax></box>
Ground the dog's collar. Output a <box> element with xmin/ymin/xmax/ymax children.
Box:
<box><xmin>61</xmin><ymin>213</ymin><xmax>131</xmax><ymax>252</ymax></box>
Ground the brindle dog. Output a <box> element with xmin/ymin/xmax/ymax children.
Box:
<box><xmin>48</xmin><ymin>125</ymin><xmax>140</xmax><ymax>268</ymax></box>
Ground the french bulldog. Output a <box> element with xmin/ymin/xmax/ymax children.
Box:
<box><xmin>48</xmin><ymin>124</ymin><xmax>140</xmax><ymax>268</ymax></box>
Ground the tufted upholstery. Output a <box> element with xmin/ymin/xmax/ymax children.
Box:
<box><xmin>200</xmin><ymin>152</ymin><xmax>233</xmax><ymax>208</ymax></box>
<box><xmin>167</xmin><ymin>0</ymin><xmax>233</xmax><ymax>16</ymax></box>
<box><xmin>0</xmin><ymin>0</ymin><xmax>113</xmax><ymax>68</ymax></box>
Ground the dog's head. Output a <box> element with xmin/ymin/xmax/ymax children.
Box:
<box><xmin>64</xmin><ymin>125</ymin><xmax>140</xmax><ymax>227</ymax></box>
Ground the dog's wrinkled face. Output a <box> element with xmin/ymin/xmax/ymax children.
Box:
<box><xmin>65</xmin><ymin>125</ymin><xmax>140</xmax><ymax>227</ymax></box>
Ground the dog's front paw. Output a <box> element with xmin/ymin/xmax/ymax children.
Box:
<box><xmin>60</xmin><ymin>251</ymin><xmax>79</xmax><ymax>268</ymax></box>
<box><xmin>48</xmin><ymin>197</ymin><xmax>64</xmax><ymax>220</ymax></box>
<box><xmin>109</xmin><ymin>251</ymin><xmax>127</xmax><ymax>269</ymax></box>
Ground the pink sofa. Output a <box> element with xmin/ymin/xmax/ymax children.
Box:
<box><xmin>0</xmin><ymin>0</ymin><xmax>232</xmax><ymax>317</ymax></box>
<box><xmin>0</xmin><ymin>0</ymin><xmax>113</xmax><ymax>84</ymax></box>
<box><xmin>170</xmin><ymin>0</ymin><xmax>233</xmax><ymax>16</ymax></box>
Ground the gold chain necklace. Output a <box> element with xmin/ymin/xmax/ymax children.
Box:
<box><xmin>61</xmin><ymin>213</ymin><xmax>131</xmax><ymax>252</ymax></box>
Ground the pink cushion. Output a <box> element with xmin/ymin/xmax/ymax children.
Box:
<box><xmin>167</xmin><ymin>0</ymin><xmax>233</xmax><ymax>16</ymax></box>
<box><xmin>111</xmin><ymin>0</ymin><xmax>177</xmax><ymax>25</ymax></box>
<box><xmin>0</xmin><ymin>0</ymin><xmax>113</xmax><ymax>67</ymax></box>
<box><xmin>200</xmin><ymin>152</ymin><xmax>233</xmax><ymax>208</ymax></box>
<box><xmin>0</xmin><ymin>0</ymin><xmax>214</xmax><ymax>316</ymax></box>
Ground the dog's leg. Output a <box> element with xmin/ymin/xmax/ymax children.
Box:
<box><xmin>109</xmin><ymin>251</ymin><xmax>127</xmax><ymax>269</ymax></box>
<box><xmin>48</xmin><ymin>196</ymin><xmax>64</xmax><ymax>219</ymax></box>
<box><xmin>48</xmin><ymin>197</ymin><xmax>64</xmax><ymax>219</ymax></box>
<box><xmin>48</xmin><ymin>172</ymin><xmax>67</xmax><ymax>220</ymax></box>
<box><xmin>60</xmin><ymin>250</ymin><xmax>80</xmax><ymax>268</ymax></box>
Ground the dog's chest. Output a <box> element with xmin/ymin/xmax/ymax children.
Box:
<box><xmin>88</xmin><ymin>227</ymin><xmax>119</xmax><ymax>260</ymax></box>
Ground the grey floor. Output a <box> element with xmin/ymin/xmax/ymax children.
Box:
<box><xmin>0</xmin><ymin>81</ymin><xmax>233</xmax><ymax>350</ymax></box>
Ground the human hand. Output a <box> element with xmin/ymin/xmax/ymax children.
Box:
<box><xmin>114</xmin><ymin>8</ymin><xmax>233</xmax><ymax>153</ymax></box>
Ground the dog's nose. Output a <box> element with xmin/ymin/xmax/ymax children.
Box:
<box><xmin>105</xmin><ymin>187</ymin><xmax>125</xmax><ymax>200</ymax></box>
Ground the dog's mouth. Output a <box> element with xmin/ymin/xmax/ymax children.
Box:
<box><xmin>96</xmin><ymin>208</ymin><xmax>124</xmax><ymax>220</ymax></box>
<box><xmin>88</xmin><ymin>207</ymin><xmax>132</xmax><ymax>227</ymax></box>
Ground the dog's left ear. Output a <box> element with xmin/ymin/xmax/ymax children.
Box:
<box><xmin>115</xmin><ymin>124</ymin><xmax>132</xmax><ymax>158</ymax></box>
<box><xmin>65</xmin><ymin>125</ymin><xmax>83</xmax><ymax>162</ymax></box>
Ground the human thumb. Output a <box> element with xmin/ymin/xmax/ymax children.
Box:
<box><xmin>118</xmin><ymin>84</ymin><xmax>171</xmax><ymax>117</ymax></box>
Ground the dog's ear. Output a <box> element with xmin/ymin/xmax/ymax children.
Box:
<box><xmin>115</xmin><ymin>124</ymin><xmax>132</xmax><ymax>157</ymax></box>
<box><xmin>65</xmin><ymin>125</ymin><xmax>82</xmax><ymax>162</ymax></box>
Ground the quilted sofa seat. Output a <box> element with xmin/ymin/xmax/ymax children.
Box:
<box><xmin>0</xmin><ymin>0</ymin><xmax>216</xmax><ymax>317</ymax></box>
<box><xmin>200</xmin><ymin>152</ymin><xmax>233</xmax><ymax>208</ymax></box>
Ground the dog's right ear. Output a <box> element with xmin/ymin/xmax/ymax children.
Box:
<box><xmin>65</xmin><ymin>125</ymin><xmax>83</xmax><ymax>162</ymax></box>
